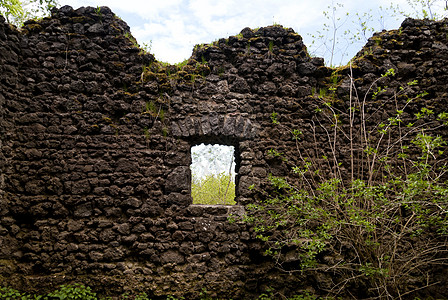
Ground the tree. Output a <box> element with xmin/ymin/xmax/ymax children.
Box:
<box><xmin>0</xmin><ymin>0</ymin><xmax>58</xmax><ymax>26</ymax></box>
<box><xmin>0</xmin><ymin>0</ymin><xmax>23</xmax><ymax>24</ymax></box>
<box><xmin>402</xmin><ymin>0</ymin><xmax>448</xmax><ymax>19</ymax></box>
<box><xmin>309</xmin><ymin>0</ymin><xmax>448</xmax><ymax>67</ymax></box>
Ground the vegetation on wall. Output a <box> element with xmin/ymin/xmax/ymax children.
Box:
<box><xmin>0</xmin><ymin>285</ymin><xmax>318</xmax><ymax>300</ymax></box>
<box><xmin>242</xmin><ymin>66</ymin><xmax>448</xmax><ymax>298</ymax></box>
<box><xmin>175</xmin><ymin>0</ymin><xmax>448</xmax><ymax>208</ymax></box>
<box><xmin>0</xmin><ymin>284</ymin><xmax>97</xmax><ymax>300</ymax></box>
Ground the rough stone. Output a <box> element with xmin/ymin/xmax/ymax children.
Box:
<box><xmin>0</xmin><ymin>6</ymin><xmax>446</xmax><ymax>300</ymax></box>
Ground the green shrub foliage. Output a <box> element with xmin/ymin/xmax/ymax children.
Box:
<box><xmin>0</xmin><ymin>0</ymin><xmax>58</xmax><ymax>26</ymax></box>
<box><xmin>46</xmin><ymin>284</ymin><xmax>97</xmax><ymax>300</ymax></box>
<box><xmin>0</xmin><ymin>284</ymin><xmax>96</xmax><ymax>300</ymax></box>
<box><xmin>245</xmin><ymin>69</ymin><xmax>448</xmax><ymax>298</ymax></box>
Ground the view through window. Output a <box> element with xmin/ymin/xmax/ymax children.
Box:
<box><xmin>191</xmin><ymin>144</ymin><xmax>236</xmax><ymax>205</ymax></box>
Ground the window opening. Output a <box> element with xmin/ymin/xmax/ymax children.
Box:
<box><xmin>191</xmin><ymin>143</ymin><xmax>236</xmax><ymax>205</ymax></box>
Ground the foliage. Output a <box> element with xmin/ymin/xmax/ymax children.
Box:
<box><xmin>0</xmin><ymin>284</ymin><xmax>96</xmax><ymax>300</ymax></box>
<box><xmin>400</xmin><ymin>0</ymin><xmax>448</xmax><ymax>19</ymax></box>
<box><xmin>0</xmin><ymin>286</ymin><xmax>36</xmax><ymax>299</ymax></box>
<box><xmin>0</xmin><ymin>0</ymin><xmax>58</xmax><ymax>26</ymax></box>
<box><xmin>46</xmin><ymin>284</ymin><xmax>97</xmax><ymax>300</ymax></box>
<box><xmin>1</xmin><ymin>285</ymin><xmax>322</xmax><ymax>300</ymax></box>
<box><xmin>192</xmin><ymin>172</ymin><xmax>236</xmax><ymax>205</ymax></box>
<box><xmin>124</xmin><ymin>31</ymin><xmax>152</xmax><ymax>55</ymax></box>
<box><xmin>309</xmin><ymin>0</ymin><xmax>447</xmax><ymax>66</ymax></box>
<box><xmin>133</xmin><ymin>292</ymin><xmax>150</xmax><ymax>300</ymax></box>
<box><xmin>244</xmin><ymin>67</ymin><xmax>448</xmax><ymax>298</ymax></box>
<box><xmin>0</xmin><ymin>0</ymin><xmax>23</xmax><ymax>24</ymax></box>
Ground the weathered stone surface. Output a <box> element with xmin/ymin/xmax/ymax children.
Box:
<box><xmin>165</xmin><ymin>166</ymin><xmax>190</xmax><ymax>193</ymax></box>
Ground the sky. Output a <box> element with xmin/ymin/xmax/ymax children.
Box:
<box><xmin>58</xmin><ymin>0</ymin><xmax>447</xmax><ymax>65</ymax></box>
<box><xmin>191</xmin><ymin>144</ymin><xmax>235</xmax><ymax>180</ymax></box>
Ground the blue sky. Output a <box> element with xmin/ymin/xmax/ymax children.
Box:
<box><xmin>58</xmin><ymin>0</ymin><xmax>446</xmax><ymax>65</ymax></box>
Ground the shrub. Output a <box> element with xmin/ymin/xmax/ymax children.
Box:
<box><xmin>245</xmin><ymin>67</ymin><xmax>448</xmax><ymax>298</ymax></box>
<box><xmin>0</xmin><ymin>286</ymin><xmax>36</xmax><ymax>299</ymax></box>
<box><xmin>46</xmin><ymin>284</ymin><xmax>97</xmax><ymax>300</ymax></box>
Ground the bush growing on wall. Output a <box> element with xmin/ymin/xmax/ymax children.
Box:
<box><xmin>0</xmin><ymin>284</ymin><xmax>97</xmax><ymax>300</ymax></box>
<box><xmin>244</xmin><ymin>67</ymin><xmax>448</xmax><ymax>298</ymax></box>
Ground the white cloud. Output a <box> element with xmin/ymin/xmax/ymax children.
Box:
<box><xmin>58</xmin><ymin>0</ymin><xmax>417</xmax><ymax>63</ymax></box>
<box><xmin>188</xmin><ymin>0</ymin><xmax>232</xmax><ymax>22</ymax></box>
<box><xmin>63</xmin><ymin>0</ymin><xmax>184</xmax><ymax>19</ymax></box>
<box><xmin>131</xmin><ymin>8</ymin><xmax>204</xmax><ymax>62</ymax></box>
<box><xmin>133</xmin><ymin>22</ymin><xmax>165</xmax><ymax>37</ymax></box>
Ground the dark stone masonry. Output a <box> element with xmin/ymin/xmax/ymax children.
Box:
<box><xmin>0</xmin><ymin>5</ymin><xmax>447</xmax><ymax>299</ymax></box>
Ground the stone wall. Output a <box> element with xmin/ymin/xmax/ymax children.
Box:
<box><xmin>0</xmin><ymin>5</ymin><xmax>447</xmax><ymax>299</ymax></box>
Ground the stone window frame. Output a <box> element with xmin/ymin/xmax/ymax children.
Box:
<box><xmin>170</xmin><ymin>113</ymin><xmax>257</xmax><ymax>207</ymax></box>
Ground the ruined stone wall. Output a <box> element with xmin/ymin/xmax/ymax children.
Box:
<box><xmin>0</xmin><ymin>5</ymin><xmax>447</xmax><ymax>299</ymax></box>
